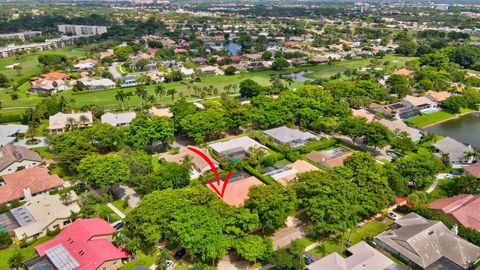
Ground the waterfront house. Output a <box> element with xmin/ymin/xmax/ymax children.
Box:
<box><xmin>379</xmin><ymin>119</ymin><xmax>422</xmax><ymax>141</ymax></box>
<box><xmin>432</xmin><ymin>136</ymin><xmax>474</xmax><ymax>167</ymax></box>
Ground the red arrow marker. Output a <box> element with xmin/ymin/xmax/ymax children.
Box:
<box><xmin>187</xmin><ymin>146</ymin><xmax>232</xmax><ymax>198</ymax></box>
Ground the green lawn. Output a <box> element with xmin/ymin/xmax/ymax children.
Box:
<box><xmin>428</xmin><ymin>179</ymin><xmax>452</xmax><ymax>202</ymax></box>
<box><xmin>0</xmin><ymin>54</ymin><xmax>414</xmax><ymax>123</ymax></box>
<box><xmin>32</xmin><ymin>146</ymin><xmax>55</xmax><ymax>159</ymax></box>
<box><xmin>121</xmin><ymin>252</ymin><xmax>157</xmax><ymax>270</ymax></box>
<box><xmin>406</xmin><ymin>108</ymin><xmax>475</xmax><ymax>128</ymax></box>
<box><xmin>111</xmin><ymin>199</ymin><xmax>133</xmax><ymax>215</ymax></box>
<box><xmin>310</xmin><ymin>219</ymin><xmax>392</xmax><ymax>258</ymax></box>
<box><xmin>405</xmin><ymin>110</ymin><xmax>455</xmax><ymax>128</ymax></box>
<box><xmin>0</xmin><ymin>236</ymin><xmax>53</xmax><ymax>270</ymax></box>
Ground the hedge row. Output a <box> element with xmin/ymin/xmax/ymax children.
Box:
<box><xmin>242</xmin><ymin>163</ymin><xmax>278</xmax><ymax>186</ymax></box>
<box><xmin>294</xmin><ymin>138</ymin><xmax>338</xmax><ymax>154</ymax></box>
<box><xmin>0</xmin><ymin>113</ymin><xmax>22</xmax><ymax>123</ymax></box>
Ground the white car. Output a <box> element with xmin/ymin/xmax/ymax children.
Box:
<box><xmin>387</xmin><ymin>212</ymin><xmax>399</xmax><ymax>220</ymax></box>
<box><xmin>166</xmin><ymin>260</ymin><xmax>174</xmax><ymax>270</ymax></box>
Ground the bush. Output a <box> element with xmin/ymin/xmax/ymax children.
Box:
<box><xmin>261</xmin><ymin>156</ymin><xmax>277</xmax><ymax>167</ymax></box>
<box><xmin>0</xmin><ymin>231</ymin><xmax>12</xmax><ymax>248</ymax></box>
<box><xmin>295</xmin><ymin>138</ymin><xmax>337</xmax><ymax>154</ymax></box>
<box><xmin>286</xmin><ymin>151</ymin><xmax>301</xmax><ymax>162</ymax></box>
<box><xmin>46</xmin><ymin>227</ymin><xmax>61</xmax><ymax>236</ymax></box>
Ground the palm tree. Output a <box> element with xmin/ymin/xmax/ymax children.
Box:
<box><xmin>59</xmin><ymin>95</ymin><xmax>69</xmax><ymax>112</ymax></box>
<box><xmin>181</xmin><ymin>154</ymin><xmax>194</xmax><ymax>170</ymax></box>
<box><xmin>154</xmin><ymin>84</ymin><xmax>167</xmax><ymax>107</ymax></box>
<box><xmin>8</xmin><ymin>253</ymin><xmax>24</xmax><ymax>270</ymax></box>
<box><xmin>79</xmin><ymin>114</ymin><xmax>89</xmax><ymax>128</ymax></box>
<box><xmin>167</xmin><ymin>88</ymin><xmax>177</xmax><ymax>102</ymax></box>
<box><xmin>65</xmin><ymin>117</ymin><xmax>77</xmax><ymax>131</ymax></box>
<box><xmin>13</xmin><ymin>65</ymin><xmax>23</xmax><ymax>76</ymax></box>
<box><xmin>115</xmin><ymin>90</ymin><xmax>127</xmax><ymax>111</ymax></box>
<box><xmin>135</xmin><ymin>86</ymin><xmax>148</xmax><ymax>110</ymax></box>
<box><xmin>125</xmin><ymin>91</ymin><xmax>133</xmax><ymax>109</ymax></box>
<box><xmin>155</xmin><ymin>249</ymin><xmax>170</xmax><ymax>270</ymax></box>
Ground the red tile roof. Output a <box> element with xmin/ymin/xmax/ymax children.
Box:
<box><xmin>428</xmin><ymin>194</ymin><xmax>480</xmax><ymax>231</ymax></box>
<box><xmin>0</xmin><ymin>167</ymin><xmax>64</xmax><ymax>205</ymax></box>
<box><xmin>207</xmin><ymin>176</ymin><xmax>264</xmax><ymax>206</ymax></box>
<box><xmin>464</xmin><ymin>163</ymin><xmax>480</xmax><ymax>178</ymax></box>
<box><xmin>393</xmin><ymin>68</ymin><xmax>414</xmax><ymax>76</ymax></box>
<box><xmin>35</xmin><ymin>218</ymin><xmax>129</xmax><ymax>270</ymax></box>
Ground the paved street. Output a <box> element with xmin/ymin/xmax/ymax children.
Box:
<box><xmin>271</xmin><ymin>217</ymin><xmax>306</xmax><ymax>250</ymax></box>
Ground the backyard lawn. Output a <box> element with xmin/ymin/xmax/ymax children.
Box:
<box><xmin>111</xmin><ymin>199</ymin><xmax>133</xmax><ymax>215</ymax></box>
<box><xmin>309</xmin><ymin>219</ymin><xmax>392</xmax><ymax>258</ymax></box>
<box><xmin>0</xmin><ymin>236</ymin><xmax>53</xmax><ymax>270</ymax></box>
<box><xmin>120</xmin><ymin>252</ymin><xmax>157</xmax><ymax>270</ymax></box>
<box><xmin>405</xmin><ymin>111</ymin><xmax>455</xmax><ymax>128</ymax></box>
<box><xmin>0</xmin><ymin>54</ymin><xmax>414</xmax><ymax>123</ymax></box>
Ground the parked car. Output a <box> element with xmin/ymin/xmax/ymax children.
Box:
<box><xmin>113</xmin><ymin>221</ymin><xmax>124</xmax><ymax>230</ymax></box>
<box><xmin>387</xmin><ymin>212</ymin><xmax>398</xmax><ymax>220</ymax></box>
<box><xmin>166</xmin><ymin>260</ymin><xmax>174</xmax><ymax>270</ymax></box>
<box><xmin>303</xmin><ymin>255</ymin><xmax>314</xmax><ymax>265</ymax></box>
<box><xmin>174</xmin><ymin>247</ymin><xmax>186</xmax><ymax>260</ymax></box>
<box><xmin>451</xmin><ymin>170</ymin><xmax>462</xmax><ymax>176</ymax></box>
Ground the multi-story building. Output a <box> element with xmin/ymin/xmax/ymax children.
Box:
<box><xmin>0</xmin><ymin>31</ymin><xmax>42</xmax><ymax>41</ymax></box>
<box><xmin>58</xmin><ymin>24</ymin><xmax>108</xmax><ymax>36</ymax></box>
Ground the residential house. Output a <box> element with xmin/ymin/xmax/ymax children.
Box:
<box><xmin>29</xmin><ymin>218</ymin><xmax>129</xmax><ymax>270</ymax></box>
<box><xmin>0</xmin><ymin>166</ymin><xmax>65</xmax><ymax>205</ymax></box>
<box><xmin>0</xmin><ymin>145</ymin><xmax>42</xmax><ymax>176</ymax></box>
<box><xmin>370</xmin><ymin>102</ymin><xmax>417</xmax><ymax>119</ymax></box>
<box><xmin>428</xmin><ymin>194</ymin><xmax>480</xmax><ymax>232</ymax></box>
<box><xmin>118</xmin><ymin>75</ymin><xmax>138</xmax><ymax>87</ymax></box>
<box><xmin>160</xmin><ymin>147</ymin><xmax>219</xmax><ymax>179</ymax></box>
<box><xmin>29</xmin><ymin>71</ymin><xmax>71</xmax><ymax>95</ymax></box>
<box><xmin>351</xmin><ymin>108</ymin><xmax>376</xmax><ymax>122</ymax></box>
<box><xmin>265</xmin><ymin>160</ymin><xmax>319</xmax><ymax>186</ymax></box>
<box><xmin>101</xmin><ymin>112</ymin><xmax>136</xmax><ymax>127</ymax></box>
<box><xmin>310</xmin><ymin>55</ymin><xmax>330</xmax><ymax>63</ymax></box>
<box><xmin>207</xmin><ymin>176</ymin><xmax>264</xmax><ymax>206</ymax></box>
<box><xmin>243</xmin><ymin>53</ymin><xmax>262</xmax><ymax>61</ymax></box>
<box><xmin>306</xmin><ymin>241</ymin><xmax>401</xmax><ymax>270</ymax></box>
<box><xmin>208</xmin><ymin>136</ymin><xmax>267</xmax><ymax>162</ymax></box>
<box><xmin>306</xmin><ymin>147</ymin><xmax>353</xmax><ymax>168</ymax></box>
<box><xmin>374</xmin><ymin>213</ymin><xmax>480</xmax><ymax>269</ymax></box>
<box><xmin>379</xmin><ymin>119</ymin><xmax>422</xmax><ymax>141</ymax></box>
<box><xmin>402</xmin><ymin>95</ymin><xmax>437</xmax><ymax>110</ymax></box>
<box><xmin>263</xmin><ymin>126</ymin><xmax>318</xmax><ymax>148</ymax></box>
<box><xmin>78</xmin><ymin>78</ymin><xmax>115</xmax><ymax>90</ymax></box>
<box><xmin>47</xmin><ymin>112</ymin><xmax>93</xmax><ymax>133</ymax></box>
<box><xmin>426</xmin><ymin>90</ymin><xmax>451</xmax><ymax>103</ymax></box>
<box><xmin>99</xmin><ymin>49</ymin><xmax>114</xmax><ymax>59</ymax></box>
<box><xmin>288</xmin><ymin>58</ymin><xmax>307</xmax><ymax>66</ymax></box>
<box><xmin>10</xmin><ymin>192</ymin><xmax>80</xmax><ymax>240</ymax></box>
<box><xmin>74</xmin><ymin>59</ymin><xmax>97</xmax><ymax>71</ymax></box>
<box><xmin>464</xmin><ymin>162</ymin><xmax>480</xmax><ymax>179</ymax></box>
<box><xmin>0</xmin><ymin>124</ymin><xmax>28</xmax><ymax>147</ymax></box>
<box><xmin>191</xmin><ymin>57</ymin><xmax>206</xmax><ymax>65</ymax></box>
<box><xmin>201</xmin><ymin>65</ymin><xmax>223</xmax><ymax>75</ymax></box>
<box><xmin>432</xmin><ymin>137</ymin><xmax>474</xmax><ymax>167</ymax></box>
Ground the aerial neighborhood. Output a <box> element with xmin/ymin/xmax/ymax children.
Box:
<box><xmin>1</xmin><ymin>1</ymin><xmax>480</xmax><ymax>270</ymax></box>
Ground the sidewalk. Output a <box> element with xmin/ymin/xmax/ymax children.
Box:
<box><xmin>107</xmin><ymin>202</ymin><xmax>126</xmax><ymax>219</ymax></box>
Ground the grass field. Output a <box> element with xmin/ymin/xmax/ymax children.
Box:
<box><xmin>0</xmin><ymin>236</ymin><xmax>53</xmax><ymax>270</ymax></box>
<box><xmin>309</xmin><ymin>219</ymin><xmax>392</xmax><ymax>257</ymax></box>
<box><xmin>0</xmin><ymin>54</ymin><xmax>414</xmax><ymax>123</ymax></box>
<box><xmin>0</xmin><ymin>47</ymin><xmax>89</xmax><ymax>85</ymax></box>
<box><xmin>111</xmin><ymin>199</ymin><xmax>133</xmax><ymax>215</ymax></box>
<box><xmin>405</xmin><ymin>108</ymin><xmax>475</xmax><ymax>128</ymax></box>
<box><xmin>121</xmin><ymin>252</ymin><xmax>157</xmax><ymax>270</ymax></box>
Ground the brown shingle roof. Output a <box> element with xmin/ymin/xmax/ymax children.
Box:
<box><xmin>0</xmin><ymin>167</ymin><xmax>64</xmax><ymax>205</ymax></box>
<box><xmin>0</xmin><ymin>145</ymin><xmax>42</xmax><ymax>172</ymax></box>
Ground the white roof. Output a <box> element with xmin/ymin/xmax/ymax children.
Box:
<box><xmin>263</xmin><ymin>126</ymin><xmax>317</xmax><ymax>144</ymax></box>
<box><xmin>379</xmin><ymin>119</ymin><xmax>421</xmax><ymax>139</ymax></box>
<box><xmin>48</xmin><ymin>112</ymin><xmax>93</xmax><ymax>130</ymax></box>
<box><xmin>79</xmin><ymin>78</ymin><xmax>115</xmax><ymax>87</ymax></box>
<box><xmin>307</xmin><ymin>241</ymin><xmax>401</xmax><ymax>270</ymax></box>
<box><xmin>101</xmin><ymin>112</ymin><xmax>136</xmax><ymax>126</ymax></box>
<box><xmin>208</xmin><ymin>136</ymin><xmax>267</xmax><ymax>154</ymax></box>
<box><xmin>12</xmin><ymin>192</ymin><xmax>80</xmax><ymax>239</ymax></box>
<box><xmin>403</xmin><ymin>95</ymin><xmax>436</xmax><ymax>107</ymax></box>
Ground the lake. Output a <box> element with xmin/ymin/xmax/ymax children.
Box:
<box><xmin>281</xmin><ymin>70</ymin><xmax>313</xmax><ymax>82</ymax></box>
<box><xmin>426</xmin><ymin>112</ymin><xmax>480</xmax><ymax>147</ymax></box>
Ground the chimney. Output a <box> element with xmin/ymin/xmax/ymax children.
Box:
<box><xmin>451</xmin><ymin>224</ymin><xmax>458</xmax><ymax>235</ymax></box>
<box><xmin>23</xmin><ymin>187</ymin><xmax>32</xmax><ymax>201</ymax></box>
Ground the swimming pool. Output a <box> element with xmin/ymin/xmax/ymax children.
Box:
<box><xmin>421</xmin><ymin>108</ymin><xmax>440</xmax><ymax>114</ymax></box>
<box><xmin>0</xmin><ymin>225</ymin><xmax>7</xmax><ymax>232</ymax></box>
<box><xmin>35</xmin><ymin>265</ymin><xmax>52</xmax><ymax>270</ymax></box>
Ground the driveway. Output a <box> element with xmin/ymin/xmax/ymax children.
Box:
<box><xmin>218</xmin><ymin>252</ymin><xmax>251</xmax><ymax>270</ymax></box>
<box><xmin>426</xmin><ymin>173</ymin><xmax>450</xmax><ymax>193</ymax></box>
<box><xmin>271</xmin><ymin>217</ymin><xmax>306</xmax><ymax>250</ymax></box>
<box><xmin>109</xmin><ymin>62</ymin><xmax>122</xmax><ymax>79</ymax></box>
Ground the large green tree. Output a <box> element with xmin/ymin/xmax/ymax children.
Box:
<box><xmin>127</xmin><ymin>114</ymin><xmax>174</xmax><ymax>149</ymax></box>
<box><xmin>77</xmin><ymin>153</ymin><xmax>130</xmax><ymax>188</ymax></box>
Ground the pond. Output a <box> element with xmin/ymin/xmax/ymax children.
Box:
<box><xmin>223</xmin><ymin>42</ymin><xmax>242</xmax><ymax>55</ymax></box>
<box><xmin>281</xmin><ymin>70</ymin><xmax>313</xmax><ymax>82</ymax></box>
<box><xmin>426</xmin><ymin>112</ymin><xmax>480</xmax><ymax>148</ymax></box>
